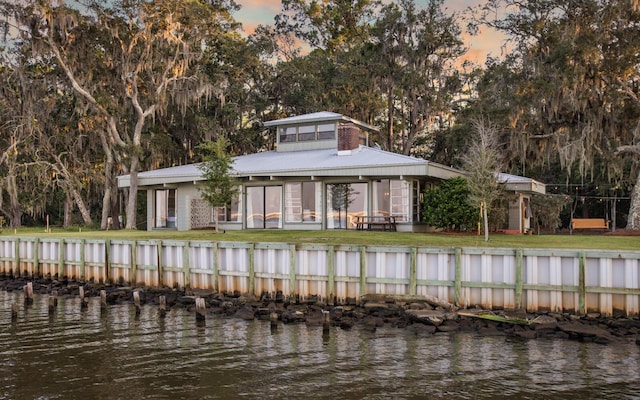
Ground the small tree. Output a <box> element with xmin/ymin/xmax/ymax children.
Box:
<box><xmin>462</xmin><ymin>118</ymin><xmax>504</xmax><ymax>242</ymax></box>
<box><xmin>530</xmin><ymin>193</ymin><xmax>571</xmax><ymax>233</ymax></box>
<box><xmin>197</xmin><ymin>138</ymin><xmax>237</xmax><ymax>233</ymax></box>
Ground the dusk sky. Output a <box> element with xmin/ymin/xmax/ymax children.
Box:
<box><xmin>233</xmin><ymin>0</ymin><xmax>509</xmax><ymax>65</ymax></box>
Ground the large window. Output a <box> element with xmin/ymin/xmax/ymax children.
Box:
<box><xmin>246</xmin><ymin>186</ymin><xmax>282</xmax><ymax>229</ymax></box>
<box><xmin>326</xmin><ymin>183</ymin><xmax>367</xmax><ymax>229</ymax></box>
<box><xmin>278</xmin><ymin>123</ymin><xmax>336</xmax><ymax>143</ymax></box>
<box><xmin>373</xmin><ymin>179</ymin><xmax>410</xmax><ymax>222</ymax></box>
<box><xmin>212</xmin><ymin>188</ymin><xmax>242</xmax><ymax>223</ymax></box>
<box><xmin>155</xmin><ymin>189</ymin><xmax>176</xmax><ymax>228</ymax></box>
<box><xmin>285</xmin><ymin>182</ymin><xmax>320</xmax><ymax>222</ymax></box>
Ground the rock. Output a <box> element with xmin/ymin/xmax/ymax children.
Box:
<box><xmin>405</xmin><ymin>310</ymin><xmax>446</xmax><ymax>326</ymax></box>
<box><xmin>305</xmin><ymin>310</ymin><xmax>325</xmax><ymax>326</ymax></box>
<box><xmin>281</xmin><ymin>309</ymin><xmax>306</xmax><ymax>324</ymax></box>
<box><xmin>234</xmin><ymin>306</ymin><xmax>255</xmax><ymax>321</ymax></box>
<box><xmin>436</xmin><ymin>320</ymin><xmax>459</xmax><ymax>333</ymax></box>
<box><xmin>339</xmin><ymin>317</ymin><xmax>355</xmax><ymax>330</ymax></box>
<box><xmin>557</xmin><ymin>321</ymin><xmax>622</xmax><ymax>344</ymax></box>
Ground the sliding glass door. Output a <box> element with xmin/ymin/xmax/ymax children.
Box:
<box><xmin>246</xmin><ymin>186</ymin><xmax>282</xmax><ymax>229</ymax></box>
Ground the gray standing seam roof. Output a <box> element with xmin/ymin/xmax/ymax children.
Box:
<box><xmin>118</xmin><ymin>146</ymin><xmax>452</xmax><ymax>187</ymax></box>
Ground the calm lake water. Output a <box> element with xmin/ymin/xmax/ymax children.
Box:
<box><xmin>1</xmin><ymin>290</ymin><xmax>639</xmax><ymax>400</ymax></box>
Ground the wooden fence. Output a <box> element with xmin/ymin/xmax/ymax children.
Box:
<box><xmin>0</xmin><ymin>237</ymin><xmax>639</xmax><ymax>316</ymax></box>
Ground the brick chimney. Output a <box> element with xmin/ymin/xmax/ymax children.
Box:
<box><xmin>338</xmin><ymin>123</ymin><xmax>361</xmax><ymax>152</ymax></box>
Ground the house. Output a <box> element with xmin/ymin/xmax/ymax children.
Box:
<box><xmin>117</xmin><ymin>111</ymin><xmax>545</xmax><ymax>233</ymax></box>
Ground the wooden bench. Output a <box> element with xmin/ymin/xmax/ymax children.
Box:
<box><xmin>571</xmin><ymin>218</ymin><xmax>609</xmax><ymax>231</ymax></box>
<box><xmin>355</xmin><ymin>216</ymin><xmax>397</xmax><ymax>232</ymax></box>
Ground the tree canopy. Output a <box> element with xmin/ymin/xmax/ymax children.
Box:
<box><xmin>2</xmin><ymin>0</ymin><xmax>640</xmax><ymax>231</ymax></box>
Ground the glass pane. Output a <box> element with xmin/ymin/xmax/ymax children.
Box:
<box><xmin>298</xmin><ymin>125</ymin><xmax>316</xmax><ymax>141</ymax></box>
<box><xmin>227</xmin><ymin>190</ymin><xmax>242</xmax><ymax>222</ymax></box>
<box><xmin>373</xmin><ymin>180</ymin><xmax>390</xmax><ymax>217</ymax></box>
<box><xmin>155</xmin><ymin>189</ymin><xmax>176</xmax><ymax>228</ymax></box>
<box><xmin>279</xmin><ymin>127</ymin><xmax>297</xmax><ymax>142</ymax></box>
<box><xmin>317</xmin><ymin>123</ymin><xmax>335</xmax><ymax>140</ymax></box>
<box><xmin>326</xmin><ymin>183</ymin><xmax>366</xmax><ymax>229</ymax></box>
<box><xmin>265</xmin><ymin>186</ymin><xmax>282</xmax><ymax>228</ymax></box>
<box><xmin>246</xmin><ymin>186</ymin><xmax>264</xmax><ymax>228</ymax></box>
<box><xmin>390</xmin><ymin>180</ymin><xmax>410</xmax><ymax>222</ymax></box>
<box><xmin>302</xmin><ymin>181</ymin><xmax>318</xmax><ymax>222</ymax></box>
<box><xmin>285</xmin><ymin>183</ymin><xmax>302</xmax><ymax>222</ymax></box>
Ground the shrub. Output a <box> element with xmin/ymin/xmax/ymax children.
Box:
<box><xmin>422</xmin><ymin>177</ymin><xmax>477</xmax><ymax>231</ymax></box>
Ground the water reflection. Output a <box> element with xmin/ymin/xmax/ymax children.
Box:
<box><xmin>1</xmin><ymin>290</ymin><xmax>639</xmax><ymax>399</ymax></box>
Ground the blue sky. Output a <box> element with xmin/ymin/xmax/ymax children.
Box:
<box><xmin>232</xmin><ymin>0</ymin><xmax>508</xmax><ymax>65</ymax></box>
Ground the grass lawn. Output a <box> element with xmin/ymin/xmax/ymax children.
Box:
<box><xmin>1</xmin><ymin>226</ymin><xmax>639</xmax><ymax>251</ymax></box>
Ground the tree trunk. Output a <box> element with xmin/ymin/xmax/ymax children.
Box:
<box><xmin>483</xmin><ymin>202</ymin><xmax>490</xmax><ymax>242</ymax></box>
<box><xmin>63</xmin><ymin>193</ymin><xmax>73</xmax><ymax>227</ymax></box>
<box><xmin>387</xmin><ymin>85</ymin><xmax>394</xmax><ymax>151</ymax></box>
<box><xmin>125</xmin><ymin>154</ymin><xmax>139</xmax><ymax>229</ymax></box>
<box><xmin>68</xmin><ymin>184</ymin><xmax>93</xmax><ymax>225</ymax></box>
<box><xmin>626</xmin><ymin>172</ymin><xmax>640</xmax><ymax>230</ymax></box>
<box><xmin>5</xmin><ymin>170</ymin><xmax>22</xmax><ymax>228</ymax></box>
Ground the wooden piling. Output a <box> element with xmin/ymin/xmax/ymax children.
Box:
<box><xmin>24</xmin><ymin>282</ymin><xmax>33</xmax><ymax>304</ymax></box>
<box><xmin>159</xmin><ymin>295</ymin><xmax>167</xmax><ymax>318</ymax></box>
<box><xmin>133</xmin><ymin>291</ymin><xmax>141</xmax><ymax>315</ymax></box>
<box><xmin>51</xmin><ymin>290</ymin><xmax>58</xmax><ymax>307</ymax></box>
<box><xmin>11</xmin><ymin>302</ymin><xmax>18</xmax><ymax>321</ymax></box>
<box><xmin>48</xmin><ymin>296</ymin><xmax>56</xmax><ymax>315</ymax></box>
<box><xmin>323</xmin><ymin>310</ymin><xmax>331</xmax><ymax>333</ymax></box>
<box><xmin>195</xmin><ymin>297</ymin><xmax>206</xmax><ymax>322</ymax></box>
<box><xmin>270</xmin><ymin>312</ymin><xmax>278</xmax><ymax>329</ymax></box>
<box><xmin>79</xmin><ymin>286</ymin><xmax>88</xmax><ymax>309</ymax></box>
<box><xmin>100</xmin><ymin>290</ymin><xmax>107</xmax><ymax>315</ymax></box>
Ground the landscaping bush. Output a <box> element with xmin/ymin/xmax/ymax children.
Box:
<box><xmin>422</xmin><ymin>177</ymin><xmax>477</xmax><ymax>231</ymax></box>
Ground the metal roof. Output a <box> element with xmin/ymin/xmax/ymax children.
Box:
<box><xmin>262</xmin><ymin>111</ymin><xmax>379</xmax><ymax>132</ymax></box>
<box><xmin>117</xmin><ymin>146</ymin><xmax>463</xmax><ymax>188</ymax></box>
<box><xmin>116</xmin><ymin>147</ymin><xmax>544</xmax><ymax>195</ymax></box>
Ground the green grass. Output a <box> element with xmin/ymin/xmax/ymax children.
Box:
<box><xmin>1</xmin><ymin>226</ymin><xmax>639</xmax><ymax>251</ymax></box>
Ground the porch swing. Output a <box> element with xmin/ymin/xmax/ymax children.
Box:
<box><xmin>569</xmin><ymin>195</ymin><xmax>610</xmax><ymax>233</ymax></box>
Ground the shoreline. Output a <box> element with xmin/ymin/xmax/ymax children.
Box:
<box><xmin>2</xmin><ymin>276</ymin><xmax>639</xmax><ymax>346</ymax></box>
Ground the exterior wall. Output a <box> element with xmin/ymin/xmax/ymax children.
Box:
<box><xmin>162</xmin><ymin>177</ymin><xmax>419</xmax><ymax>232</ymax></box>
<box><xmin>508</xmin><ymin>193</ymin><xmax>532</xmax><ymax>233</ymax></box>
<box><xmin>178</xmin><ymin>185</ymin><xmax>199</xmax><ymax>231</ymax></box>
<box><xmin>1</xmin><ymin>237</ymin><xmax>639</xmax><ymax>316</ymax></box>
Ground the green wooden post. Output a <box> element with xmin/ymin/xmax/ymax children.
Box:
<box><xmin>157</xmin><ymin>240</ymin><xmax>164</xmax><ymax>287</ymax></box>
<box><xmin>409</xmin><ymin>248</ymin><xmax>417</xmax><ymax>296</ymax></box>
<box><xmin>213</xmin><ymin>242</ymin><xmax>219</xmax><ymax>292</ymax></box>
<box><xmin>359</xmin><ymin>246</ymin><xmax>367</xmax><ymax>301</ymax></box>
<box><xmin>248</xmin><ymin>243</ymin><xmax>255</xmax><ymax>295</ymax></box>
<box><xmin>289</xmin><ymin>244</ymin><xmax>296</xmax><ymax>298</ymax></box>
<box><xmin>79</xmin><ymin>239</ymin><xmax>86</xmax><ymax>282</ymax></box>
<box><xmin>58</xmin><ymin>239</ymin><xmax>65</xmax><ymax>279</ymax></box>
<box><xmin>104</xmin><ymin>239</ymin><xmax>111</xmax><ymax>283</ymax></box>
<box><xmin>183</xmin><ymin>241</ymin><xmax>191</xmax><ymax>290</ymax></box>
<box><xmin>33</xmin><ymin>238</ymin><xmax>40</xmax><ymax>278</ymax></box>
<box><xmin>454</xmin><ymin>248</ymin><xmax>462</xmax><ymax>307</ymax></box>
<box><xmin>13</xmin><ymin>238</ymin><xmax>20</xmax><ymax>278</ymax></box>
<box><xmin>130</xmin><ymin>241</ymin><xmax>137</xmax><ymax>286</ymax></box>
<box><xmin>515</xmin><ymin>249</ymin><xmax>524</xmax><ymax>309</ymax></box>
<box><xmin>579</xmin><ymin>252</ymin><xmax>586</xmax><ymax>315</ymax></box>
<box><xmin>327</xmin><ymin>245</ymin><xmax>335</xmax><ymax>305</ymax></box>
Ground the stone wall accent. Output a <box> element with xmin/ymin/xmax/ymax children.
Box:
<box><xmin>190</xmin><ymin>198</ymin><xmax>213</xmax><ymax>229</ymax></box>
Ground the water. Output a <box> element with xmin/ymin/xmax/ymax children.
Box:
<box><xmin>1</xmin><ymin>291</ymin><xmax>639</xmax><ymax>400</ymax></box>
